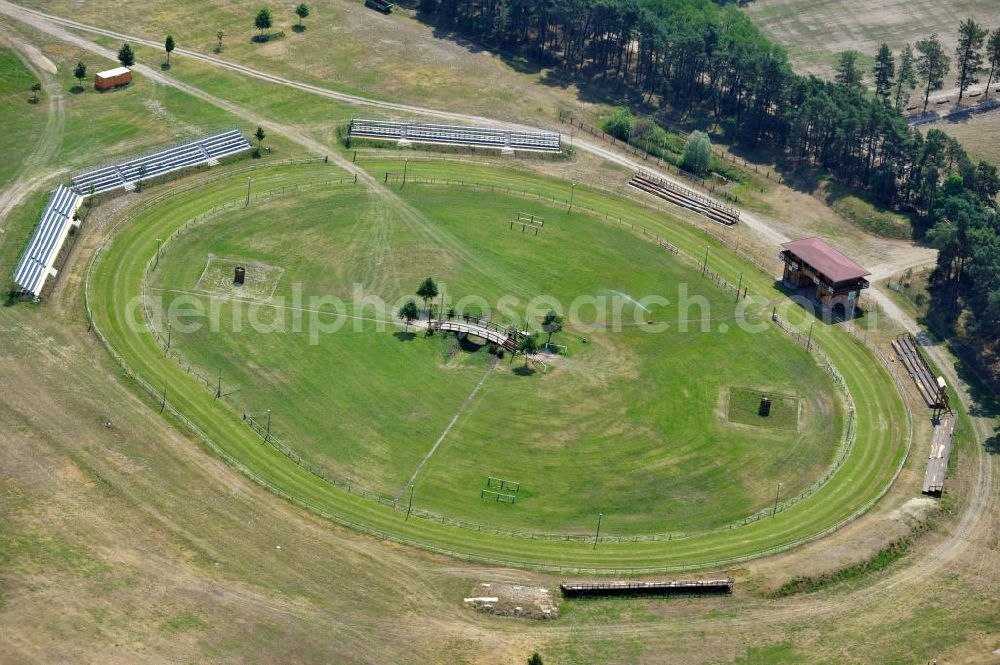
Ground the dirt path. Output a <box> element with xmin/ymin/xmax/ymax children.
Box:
<box><xmin>0</xmin><ymin>24</ymin><xmax>66</xmax><ymax>230</ymax></box>
<box><xmin>0</xmin><ymin>0</ymin><xmax>794</xmax><ymax>250</ymax></box>
<box><xmin>396</xmin><ymin>357</ymin><xmax>498</xmax><ymax>501</ymax></box>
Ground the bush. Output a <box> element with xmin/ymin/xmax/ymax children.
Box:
<box><xmin>682</xmin><ymin>130</ymin><xmax>712</xmax><ymax>177</ymax></box>
<box><xmin>601</xmin><ymin>107</ymin><xmax>633</xmax><ymax>141</ymax></box>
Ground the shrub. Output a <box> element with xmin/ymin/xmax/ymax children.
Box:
<box><xmin>601</xmin><ymin>107</ymin><xmax>633</xmax><ymax>141</ymax></box>
<box><xmin>682</xmin><ymin>130</ymin><xmax>712</xmax><ymax>177</ymax></box>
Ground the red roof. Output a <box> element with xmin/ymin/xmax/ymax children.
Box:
<box><xmin>781</xmin><ymin>237</ymin><xmax>870</xmax><ymax>283</ymax></box>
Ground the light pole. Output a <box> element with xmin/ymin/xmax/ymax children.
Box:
<box><xmin>772</xmin><ymin>482</ymin><xmax>782</xmax><ymax>516</ymax></box>
<box><xmin>593</xmin><ymin>512</ymin><xmax>603</xmax><ymax>549</ymax></box>
<box><xmin>245</xmin><ymin>177</ymin><xmax>252</xmax><ymax>207</ymax></box>
<box><xmin>155</xmin><ymin>238</ymin><xmax>161</xmax><ymax>268</ymax></box>
<box><xmin>403</xmin><ymin>158</ymin><xmax>409</xmax><ymax>185</ymax></box>
<box><xmin>569</xmin><ymin>182</ymin><xmax>576</xmax><ymax>210</ymax></box>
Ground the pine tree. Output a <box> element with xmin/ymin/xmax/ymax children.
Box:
<box><xmin>954</xmin><ymin>18</ymin><xmax>987</xmax><ymax>104</ymax></box>
<box><xmin>984</xmin><ymin>29</ymin><xmax>1000</xmax><ymax>101</ymax></box>
<box><xmin>164</xmin><ymin>35</ymin><xmax>176</xmax><ymax>66</ymax></box>
<box><xmin>73</xmin><ymin>61</ymin><xmax>87</xmax><ymax>89</ymax></box>
<box><xmin>117</xmin><ymin>42</ymin><xmax>135</xmax><ymax>68</ymax></box>
<box><xmin>915</xmin><ymin>35</ymin><xmax>950</xmax><ymax>113</ymax></box>
<box><xmin>894</xmin><ymin>44</ymin><xmax>918</xmax><ymax>109</ymax></box>
<box><xmin>835</xmin><ymin>50</ymin><xmax>864</xmax><ymax>89</ymax></box>
<box><xmin>873</xmin><ymin>43</ymin><xmax>895</xmax><ymax>99</ymax></box>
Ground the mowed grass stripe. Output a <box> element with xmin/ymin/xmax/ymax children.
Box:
<box><xmin>90</xmin><ymin>163</ymin><xmax>908</xmax><ymax>571</ymax></box>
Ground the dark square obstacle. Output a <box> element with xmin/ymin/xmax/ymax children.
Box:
<box><xmin>759</xmin><ymin>397</ymin><xmax>771</xmax><ymax>417</ymax></box>
<box><xmin>234</xmin><ymin>266</ymin><xmax>246</xmax><ymax>286</ymax></box>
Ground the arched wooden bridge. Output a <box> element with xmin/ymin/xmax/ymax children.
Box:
<box><xmin>428</xmin><ymin>317</ymin><xmax>518</xmax><ymax>352</ymax></box>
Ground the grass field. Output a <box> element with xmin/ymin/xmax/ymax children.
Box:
<box><xmin>0</xmin><ymin>32</ymin><xmax>308</xmax><ymax>293</ymax></box>
<box><xmin>745</xmin><ymin>0</ymin><xmax>1000</xmax><ymax>86</ymax></box>
<box><xmin>86</xmin><ymin>159</ymin><xmax>909</xmax><ymax>570</ymax></box>
<box><xmin>3</xmin><ymin>7</ymin><xmax>999</xmax><ymax>663</ymax></box>
<box><xmin>0</xmin><ymin>48</ymin><xmax>47</xmax><ymax>189</ymax></box>
<box><xmin>149</xmin><ymin>182</ymin><xmax>842</xmax><ymax>534</ymax></box>
<box><xmin>11</xmin><ymin>0</ymin><xmax>582</xmax><ymax>124</ymax></box>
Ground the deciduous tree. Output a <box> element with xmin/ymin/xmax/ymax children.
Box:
<box><xmin>682</xmin><ymin>130</ymin><xmax>712</xmax><ymax>176</ymax></box>
<box><xmin>416</xmin><ymin>277</ymin><xmax>439</xmax><ymax>314</ymax></box>
<box><xmin>295</xmin><ymin>3</ymin><xmax>310</xmax><ymax>28</ymax></box>
<box><xmin>255</xmin><ymin>8</ymin><xmax>272</xmax><ymax>38</ymax></box>
<box><xmin>398</xmin><ymin>300</ymin><xmax>419</xmax><ymax>330</ymax></box>
<box><xmin>517</xmin><ymin>332</ymin><xmax>539</xmax><ymax>367</ymax></box>
<box><xmin>541</xmin><ymin>310</ymin><xmax>563</xmax><ymax>348</ymax></box>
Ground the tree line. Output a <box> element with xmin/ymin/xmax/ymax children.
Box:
<box><xmin>417</xmin><ymin>0</ymin><xmax>1000</xmax><ymax>384</ymax></box>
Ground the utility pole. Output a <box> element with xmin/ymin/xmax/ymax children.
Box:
<box><xmin>406</xmin><ymin>484</ymin><xmax>414</xmax><ymax>520</ymax></box>
<box><xmin>265</xmin><ymin>408</ymin><xmax>272</xmax><ymax>442</ymax></box>
<box><xmin>166</xmin><ymin>323</ymin><xmax>172</xmax><ymax>351</ymax></box>
<box><xmin>806</xmin><ymin>322</ymin><xmax>815</xmax><ymax>351</ymax></box>
<box><xmin>215</xmin><ymin>369</ymin><xmax>222</xmax><ymax>399</ymax></box>
<box><xmin>159</xmin><ymin>383</ymin><xmax>167</xmax><ymax>414</ymax></box>
<box><xmin>702</xmin><ymin>246</ymin><xmax>710</xmax><ymax>276</ymax></box>
<box><xmin>155</xmin><ymin>238</ymin><xmax>161</xmax><ymax>269</ymax></box>
<box><xmin>593</xmin><ymin>512</ymin><xmax>603</xmax><ymax>549</ymax></box>
<box><xmin>735</xmin><ymin>272</ymin><xmax>743</xmax><ymax>303</ymax></box>
<box><xmin>772</xmin><ymin>482</ymin><xmax>782</xmax><ymax>516</ymax></box>
<box><xmin>245</xmin><ymin>177</ymin><xmax>252</xmax><ymax>207</ymax></box>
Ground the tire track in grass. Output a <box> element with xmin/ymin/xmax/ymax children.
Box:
<box><xmin>0</xmin><ymin>25</ymin><xmax>66</xmax><ymax>230</ymax></box>
<box><xmin>395</xmin><ymin>357</ymin><xmax>499</xmax><ymax>501</ymax></box>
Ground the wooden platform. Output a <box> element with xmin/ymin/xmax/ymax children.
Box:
<box><xmin>922</xmin><ymin>415</ymin><xmax>956</xmax><ymax>495</ymax></box>
<box><xmin>891</xmin><ymin>334</ymin><xmax>942</xmax><ymax>408</ymax></box>
<box><xmin>560</xmin><ymin>578</ymin><xmax>733</xmax><ymax>598</ymax></box>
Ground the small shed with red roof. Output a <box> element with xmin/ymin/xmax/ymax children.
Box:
<box><xmin>779</xmin><ymin>237</ymin><xmax>870</xmax><ymax>312</ymax></box>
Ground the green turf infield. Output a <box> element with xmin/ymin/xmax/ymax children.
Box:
<box><xmin>89</xmin><ymin>160</ymin><xmax>909</xmax><ymax>571</ymax></box>
<box><xmin>147</xmin><ymin>182</ymin><xmax>842</xmax><ymax>535</ymax></box>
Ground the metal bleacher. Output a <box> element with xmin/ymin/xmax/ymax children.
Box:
<box><xmin>11</xmin><ymin>129</ymin><xmax>252</xmax><ymax>298</ymax></box>
<box><xmin>12</xmin><ymin>184</ymin><xmax>83</xmax><ymax>296</ymax></box>
<box><xmin>349</xmin><ymin>118</ymin><xmax>561</xmax><ymax>153</ymax></box>
<box><xmin>71</xmin><ymin>128</ymin><xmax>252</xmax><ymax>195</ymax></box>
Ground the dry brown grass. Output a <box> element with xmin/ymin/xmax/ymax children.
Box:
<box><xmin>746</xmin><ymin>0</ymin><xmax>1000</xmax><ymax>86</ymax></box>
<box><xmin>0</xmin><ymin>6</ymin><xmax>998</xmax><ymax>664</ymax></box>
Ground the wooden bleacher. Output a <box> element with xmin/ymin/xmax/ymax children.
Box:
<box><xmin>628</xmin><ymin>170</ymin><xmax>739</xmax><ymax>226</ymax></box>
